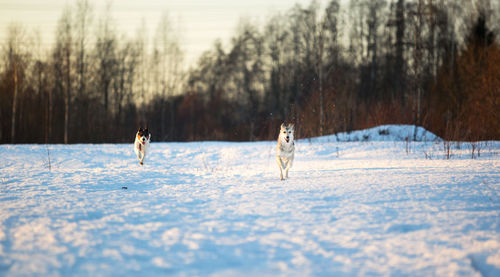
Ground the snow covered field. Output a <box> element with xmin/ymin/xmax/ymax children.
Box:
<box><xmin>1</xmin><ymin>125</ymin><xmax>499</xmax><ymax>276</ymax></box>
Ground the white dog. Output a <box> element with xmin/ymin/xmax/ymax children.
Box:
<box><xmin>134</xmin><ymin>127</ymin><xmax>151</xmax><ymax>165</ymax></box>
<box><xmin>276</xmin><ymin>123</ymin><xmax>295</xmax><ymax>180</ymax></box>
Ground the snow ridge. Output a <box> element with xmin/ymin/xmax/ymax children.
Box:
<box><xmin>308</xmin><ymin>124</ymin><xmax>440</xmax><ymax>142</ymax></box>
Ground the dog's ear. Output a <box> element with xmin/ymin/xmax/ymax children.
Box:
<box><xmin>280</xmin><ymin>123</ymin><xmax>285</xmax><ymax>129</ymax></box>
<box><xmin>288</xmin><ymin>123</ymin><xmax>295</xmax><ymax>129</ymax></box>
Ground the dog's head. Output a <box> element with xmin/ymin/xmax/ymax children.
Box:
<box><xmin>279</xmin><ymin>123</ymin><xmax>294</xmax><ymax>144</ymax></box>
<box><xmin>136</xmin><ymin>127</ymin><xmax>151</xmax><ymax>145</ymax></box>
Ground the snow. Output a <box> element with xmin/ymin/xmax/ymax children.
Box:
<box><xmin>1</xmin><ymin>125</ymin><xmax>499</xmax><ymax>276</ymax></box>
<box><xmin>310</xmin><ymin>124</ymin><xmax>440</xmax><ymax>142</ymax></box>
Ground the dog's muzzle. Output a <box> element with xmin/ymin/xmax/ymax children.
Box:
<box><xmin>285</xmin><ymin>137</ymin><xmax>290</xmax><ymax>143</ymax></box>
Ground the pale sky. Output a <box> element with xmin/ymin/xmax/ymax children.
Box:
<box><xmin>0</xmin><ymin>0</ymin><xmax>323</xmax><ymax>67</ymax></box>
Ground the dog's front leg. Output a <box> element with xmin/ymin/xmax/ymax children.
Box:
<box><xmin>284</xmin><ymin>159</ymin><xmax>293</xmax><ymax>179</ymax></box>
<box><xmin>140</xmin><ymin>153</ymin><xmax>145</xmax><ymax>165</ymax></box>
<box><xmin>276</xmin><ymin>156</ymin><xmax>284</xmax><ymax>180</ymax></box>
<box><xmin>137</xmin><ymin>151</ymin><xmax>144</xmax><ymax>165</ymax></box>
<box><xmin>284</xmin><ymin>160</ymin><xmax>290</xmax><ymax>179</ymax></box>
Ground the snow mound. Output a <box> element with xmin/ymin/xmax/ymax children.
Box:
<box><xmin>307</xmin><ymin>124</ymin><xmax>440</xmax><ymax>142</ymax></box>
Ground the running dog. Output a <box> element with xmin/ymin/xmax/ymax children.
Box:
<box><xmin>276</xmin><ymin>123</ymin><xmax>295</xmax><ymax>180</ymax></box>
<box><xmin>134</xmin><ymin>127</ymin><xmax>151</xmax><ymax>165</ymax></box>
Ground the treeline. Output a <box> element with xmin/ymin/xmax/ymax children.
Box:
<box><xmin>1</xmin><ymin>0</ymin><xmax>499</xmax><ymax>143</ymax></box>
<box><xmin>1</xmin><ymin>1</ymin><xmax>183</xmax><ymax>143</ymax></box>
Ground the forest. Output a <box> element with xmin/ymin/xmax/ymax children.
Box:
<box><xmin>1</xmin><ymin>0</ymin><xmax>499</xmax><ymax>143</ymax></box>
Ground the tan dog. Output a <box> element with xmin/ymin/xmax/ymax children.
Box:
<box><xmin>276</xmin><ymin>123</ymin><xmax>295</xmax><ymax>180</ymax></box>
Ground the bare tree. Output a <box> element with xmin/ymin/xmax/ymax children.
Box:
<box><xmin>410</xmin><ymin>0</ymin><xmax>424</xmax><ymax>140</ymax></box>
<box><xmin>54</xmin><ymin>7</ymin><xmax>74</xmax><ymax>144</ymax></box>
<box><xmin>153</xmin><ymin>13</ymin><xmax>183</xmax><ymax>140</ymax></box>
<box><xmin>71</xmin><ymin>0</ymin><xmax>94</xmax><ymax>141</ymax></box>
<box><xmin>95</xmin><ymin>3</ymin><xmax>117</xmax><ymax>115</ymax></box>
<box><xmin>75</xmin><ymin>0</ymin><xmax>92</xmax><ymax>99</ymax></box>
<box><xmin>264</xmin><ymin>14</ymin><xmax>288</xmax><ymax>119</ymax></box>
<box><xmin>227</xmin><ymin>20</ymin><xmax>266</xmax><ymax>140</ymax></box>
<box><xmin>32</xmin><ymin>30</ymin><xmax>51</xmax><ymax>143</ymax></box>
<box><xmin>134</xmin><ymin>19</ymin><xmax>149</xmax><ymax>109</ymax></box>
<box><xmin>385</xmin><ymin>0</ymin><xmax>407</xmax><ymax>102</ymax></box>
<box><xmin>114</xmin><ymin>38</ymin><xmax>139</xmax><ymax>130</ymax></box>
<box><xmin>304</xmin><ymin>1</ymin><xmax>326</xmax><ymax>136</ymax></box>
<box><xmin>4</xmin><ymin>24</ymin><xmax>29</xmax><ymax>143</ymax></box>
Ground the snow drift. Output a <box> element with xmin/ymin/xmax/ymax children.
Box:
<box><xmin>309</xmin><ymin>124</ymin><xmax>440</xmax><ymax>142</ymax></box>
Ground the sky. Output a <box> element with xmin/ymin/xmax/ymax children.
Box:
<box><xmin>0</xmin><ymin>0</ymin><xmax>324</xmax><ymax>67</ymax></box>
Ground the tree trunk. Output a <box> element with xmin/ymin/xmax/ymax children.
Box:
<box><xmin>64</xmin><ymin>50</ymin><xmax>71</xmax><ymax>144</ymax></box>
<box><xmin>413</xmin><ymin>0</ymin><xmax>424</xmax><ymax>141</ymax></box>
<box><xmin>11</xmin><ymin>64</ymin><xmax>18</xmax><ymax>143</ymax></box>
<box><xmin>319</xmin><ymin>58</ymin><xmax>324</xmax><ymax>136</ymax></box>
<box><xmin>47</xmin><ymin>87</ymin><xmax>53</xmax><ymax>144</ymax></box>
<box><xmin>318</xmin><ymin>22</ymin><xmax>325</xmax><ymax>136</ymax></box>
